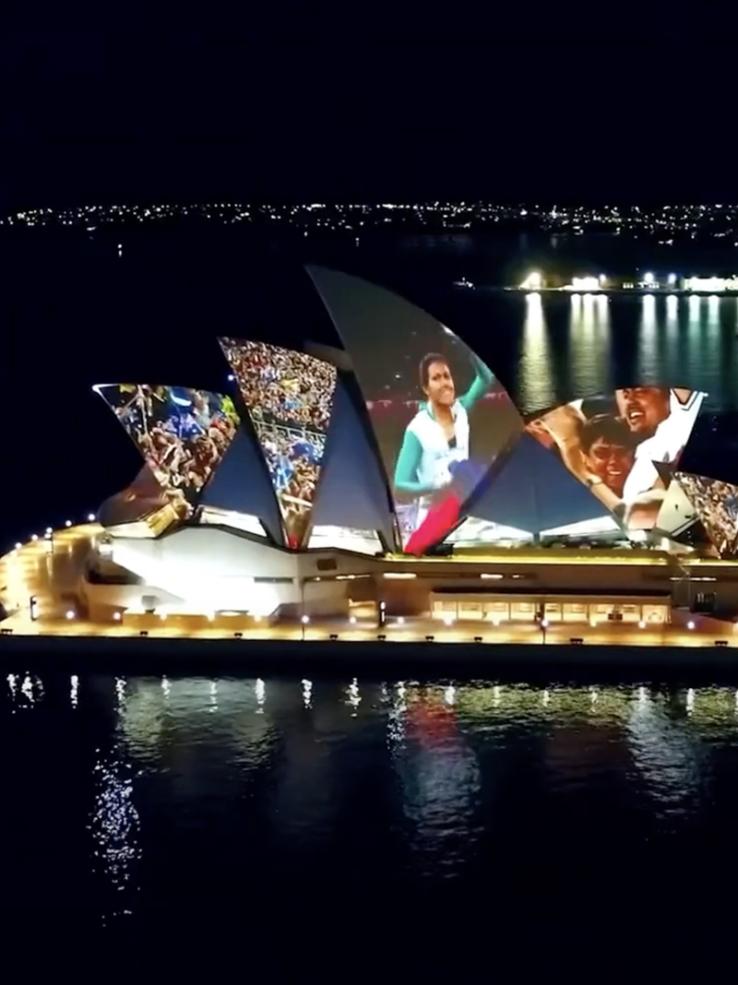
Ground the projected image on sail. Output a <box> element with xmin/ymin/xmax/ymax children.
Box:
<box><xmin>308</xmin><ymin>267</ymin><xmax>523</xmax><ymax>554</ymax></box>
<box><xmin>220</xmin><ymin>338</ymin><xmax>337</xmax><ymax>548</ymax></box>
<box><xmin>675</xmin><ymin>473</ymin><xmax>738</xmax><ymax>558</ymax></box>
<box><xmin>525</xmin><ymin>387</ymin><xmax>706</xmax><ymax>530</ymax></box>
<box><xmin>94</xmin><ymin>384</ymin><xmax>240</xmax><ymax>532</ymax></box>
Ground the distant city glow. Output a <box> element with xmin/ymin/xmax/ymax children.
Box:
<box><xmin>6</xmin><ymin>202</ymin><xmax>734</xmax><ymax>245</ymax></box>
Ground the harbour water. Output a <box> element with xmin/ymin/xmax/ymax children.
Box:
<box><xmin>5</xmin><ymin>666</ymin><xmax>738</xmax><ymax>958</ymax></box>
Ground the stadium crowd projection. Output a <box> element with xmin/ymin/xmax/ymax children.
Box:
<box><xmin>676</xmin><ymin>473</ymin><xmax>738</xmax><ymax>558</ymax></box>
<box><xmin>308</xmin><ymin>267</ymin><xmax>524</xmax><ymax>554</ymax></box>
<box><xmin>94</xmin><ymin>385</ymin><xmax>240</xmax><ymax>534</ymax></box>
<box><xmin>525</xmin><ymin>387</ymin><xmax>706</xmax><ymax>531</ymax></box>
<box><xmin>219</xmin><ymin>338</ymin><xmax>337</xmax><ymax>548</ymax></box>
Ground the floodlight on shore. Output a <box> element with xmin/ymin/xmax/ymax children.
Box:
<box><xmin>520</xmin><ymin>271</ymin><xmax>543</xmax><ymax>291</ymax></box>
<box><xmin>567</xmin><ymin>276</ymin><xmax>601</xmax><ymax>291</ymax></box>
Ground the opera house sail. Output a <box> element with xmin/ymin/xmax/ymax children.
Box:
<box><xmin>4</xmin><ymin>266</ymin><xmax>737</xmax><ymax>640</ymax></box>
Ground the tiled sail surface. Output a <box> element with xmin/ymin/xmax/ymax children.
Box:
<box><xmin>94</xmin><ymin>384</ymin><xmax>240</xmax><ymax>534</ymax></box>
<box><xmin>308</xmin><ymin>266</ymin><xmax>524</xmax><ymax>553</ymax></box>
<box><xmin>673</xmin><ymin>472</ymin><xmax>738</xmax><ymax>557</ymax></box>
<box><xmin>525</xmin><ymin>387</ymin><xmax>705</xmax><ymax>532</ymax></box>
<box><xmin>219</xmin><ymin>338</ymin><xmax>337</xmax><ymax>549</ymax></box>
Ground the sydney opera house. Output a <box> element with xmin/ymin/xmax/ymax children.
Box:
<box><xmin>4</xmin><ymin>266</ymin><xmax>738</xmax><ymax>645</ymax></box>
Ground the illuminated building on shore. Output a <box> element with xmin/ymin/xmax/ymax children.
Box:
<box><xmin>4</xmin><ymin>267</ymin><xmax>738</xmax><ymax>634</ymax></box>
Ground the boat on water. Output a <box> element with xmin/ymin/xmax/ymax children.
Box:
<box><xmin>452</xmin><ymin>276</ymin><xmax>475</xmax><ymax>288</ymax></box>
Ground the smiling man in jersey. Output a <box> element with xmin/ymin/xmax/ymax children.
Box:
<box><xmin>393</xmin><ymin>350</ymin><xmax>494</xmax><ymax>552</ymax></box>
<box><xmin>615</xmin><ymin>387</ymin><xmax>704</xmax><ymax>505</ymax></box>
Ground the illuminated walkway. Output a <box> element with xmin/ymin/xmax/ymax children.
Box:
<box><xmin>1</xmin><ymin>525</ymin><xmax>737</xmax><ymax>650</ymax></box>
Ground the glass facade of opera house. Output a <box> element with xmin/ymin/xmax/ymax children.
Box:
<box><xmin>64</xmin><ymin>269</ymin><xmax>738</xmax><ymax>625</ymax></box>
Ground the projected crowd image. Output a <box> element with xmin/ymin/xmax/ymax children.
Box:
<box><xmin>95</xmin><ymin>384</ymin><xmax>240</xmax><ymax>531</ymax></box>
<box><xmin>676</xmin><ymin>473</ymin><xmax>738</xmax><ymax>557</ymax></box>
<box><xmin>526</xmin><ymin>387</ymin><xmax>705</xmax><ymax>530</ymax></box>
<box><xmin>220</xmin><ymin>338</ymin><xmax>337</xmax><ymax>547</ymax></box>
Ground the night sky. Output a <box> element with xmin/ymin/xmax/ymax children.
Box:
<box><xmin>0</xmin><ymin>26</ymin><xmax>734</xmax><ymax>209</ymax></box>
<box><xmin>0</xmin><ymin>24</ymin><xmax>734</xmax><ymax>546</ymax></box>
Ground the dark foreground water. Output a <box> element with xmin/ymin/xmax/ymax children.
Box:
<box><xmin>5</xmin><ymin>665</ymin><xmax>738</xmax><ymax>966</ymax></box>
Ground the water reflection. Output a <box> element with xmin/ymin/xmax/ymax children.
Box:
<box><xmin>6</xmin><ymin>673</ymin><xmax>738</xmax><ymax>926</ymax></box>
<box><xmin>90</xmin><ymin>750</ymin><xmax>142</xmax><ymax>925</ymax></box>
<box><xmin>390</xmin><ymin>687</ymin><xmax>482</xmax><ymax>877</ymax></box>
<box><xmin>626</xmin><ymin>687</ymin><xmax>702</xmax><ymax>823</ymax></box>
<box><xmin>569</xmin><ymin>293</ymin><xmax>612</xmax><ymax>395</ymax></box>
<box><xmin>520</xmin><ymin>293</ymin><xmax>555</xmax><ymax>409</ymax></box>
<box><xmin>513</xmin><ymin>294</ymin><xmax>738</xmax><ymax>413</ymax></box>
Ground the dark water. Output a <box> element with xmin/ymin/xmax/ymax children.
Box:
<box><xmin>5</xmin><ymin>666</ymin><xmax>738</xmax><ymax>961</ymax></box>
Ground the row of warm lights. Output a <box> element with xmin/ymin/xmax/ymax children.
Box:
<box><xmin>521</xmin><ymin>269</ymin><xmax>738</xmax><ymax>292</ymax></box>
<box><xmin>43</xmin><ymin>611</ymin><xmax>716</xmax><ymax>633</ymax></box>
<box><xmin>9</xmin><ymin>514</ymin><xmax>97</xmax><ymax>553</ymax></box>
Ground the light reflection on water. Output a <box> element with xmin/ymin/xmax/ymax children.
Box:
<box><xmin>5</xmin><ymin>672</ymin><xmax>738</xmax><ymax>929</ymax></box>
<box><xmin>517</xmin><ymin>294</ymin><xmax>738</xmax><ymax>413</ymax></box>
